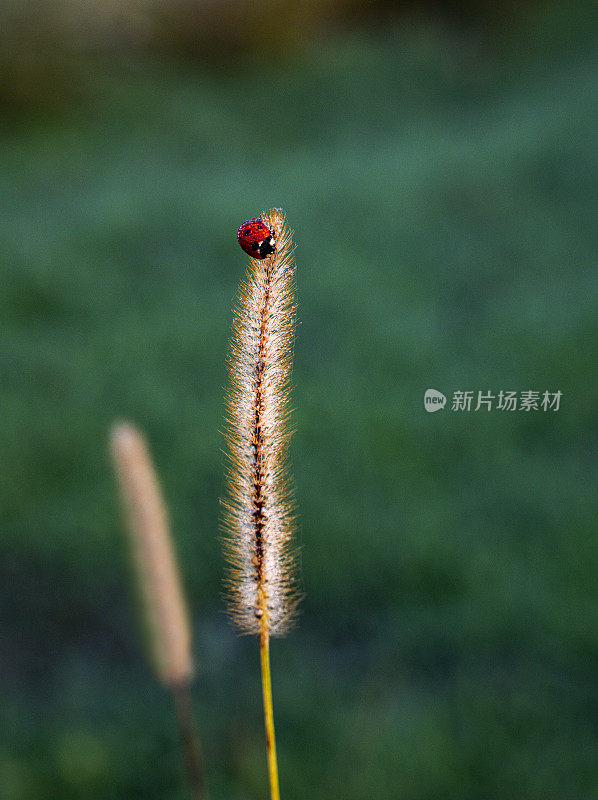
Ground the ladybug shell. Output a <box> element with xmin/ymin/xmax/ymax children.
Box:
<box><xmin>237</xmin><ymin>218</ymin><xmax>276</xmax><ymax>259</ymax></box>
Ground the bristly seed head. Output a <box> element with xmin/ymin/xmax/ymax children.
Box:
<box><xmin>222</xmin><ymin>208</ymin><xmax>300</xmax><ymax>637</ymax></box>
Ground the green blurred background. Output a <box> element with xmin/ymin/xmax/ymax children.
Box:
<box><xmin>2</xmin><ymin>0</ymin><xmax>597</xmax><ymax>797</ymax></box>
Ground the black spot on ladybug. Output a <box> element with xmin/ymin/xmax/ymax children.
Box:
<box><xmin>256</xmin><ymin>238</ymin><xmax>276</xmax><ymax>258</ymax></box>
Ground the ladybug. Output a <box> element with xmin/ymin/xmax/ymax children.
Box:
<box><xmin>237</xmin><ymin>218</ymin><xmax>276</xmax><ymax>259</ymax></box>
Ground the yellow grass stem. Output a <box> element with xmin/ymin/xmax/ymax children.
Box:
<box><xmin>260</xmin><ymin>631</ymin><xmax>280</xmax><ymax>800</ymax></box>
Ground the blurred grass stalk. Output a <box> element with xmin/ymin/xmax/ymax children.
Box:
<box><xmin>110</xmin><ymin>422</ymin><xmax>208</xmax><ymax>800</ymax></box>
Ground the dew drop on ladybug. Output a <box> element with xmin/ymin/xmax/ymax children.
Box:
<box><xmin>237</xmin><ymin>218</ymin><xmax>276</xmax><ymax>259</ymax></box>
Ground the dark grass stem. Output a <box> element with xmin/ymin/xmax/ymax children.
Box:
<box><xmin>172</xmin><ymin>680</ymin><xmax>209</xmax><ymax>800</ymax></box>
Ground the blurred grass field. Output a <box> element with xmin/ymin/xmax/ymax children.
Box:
<box><xmin>1</xmin><ymin>2</ymin><xmax>597</xmax><ymax>798</ymax></box>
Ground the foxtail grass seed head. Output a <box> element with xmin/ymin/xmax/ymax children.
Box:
<box><xmin>222</xmin><ymin>208</ymin><xmax>300</xmax><ymax>637</ymax></box>
<box><xmin>110</xmin><ymin>422</ymin><xmax>193</xmax><ymax>687</ymax></box>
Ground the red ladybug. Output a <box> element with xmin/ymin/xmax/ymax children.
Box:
<box><xmin>237</xmin><ymin>218</ymin><xmax>276</xmax><ymax>259</ymax></box>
